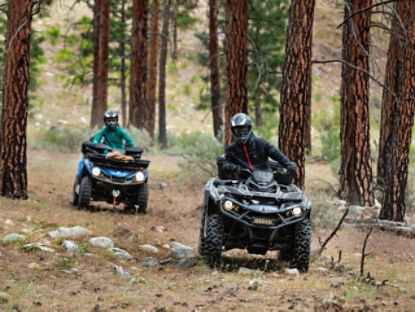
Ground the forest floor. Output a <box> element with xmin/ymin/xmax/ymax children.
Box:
<box><xmin>1</xmin><ymin>151</ymin><xmax>415</xmax><ymax>311</ymax></box>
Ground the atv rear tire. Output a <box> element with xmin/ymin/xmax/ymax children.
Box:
<box><xmin>72</xmin><ymin>175</ymin><xmax>80</xmax><ymax>206</ymax></box>
<box><xmin>204</xmin><ymin>214</ymin><xmax>224</xmax><ymax>267</ymax></box>
<box><xmin>135</xmin><ymin>183</ymin><xmax>148</xmax><ymax>214</ymax></box>
<box><xmin>292</xmin><ymin>218</ymin><xmax>311</xmax><ymax>272</ymax></box>
<box><xmin>78</xmin><ymin>176</ymin><xmax>92</xmax><ymax>209</ymax></box>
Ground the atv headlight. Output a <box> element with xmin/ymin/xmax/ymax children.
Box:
<box><xmin>92</xmin><ymin>167</ymin><xmax>101</xmax><ymax>176</ymax></box>
<box><xmin>135</xmin><ymin>171</ymin><xmax>145</xmax><ymax>182</ymax></box>
<box><xmin>292</xmin><ymin>207</ymin><xmax>303</xmax><ymax>217</ymax></box>
<box><xmin>223</xmin><ymin>200</ymin><xmax>234</xmax><ymax>211</ymax></box>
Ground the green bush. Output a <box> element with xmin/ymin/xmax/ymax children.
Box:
<box><xmin>310</xmin><ymin>192</ymin><xmax>343</xmax><ymax>231</ymax></box>
<box><xmin>169</xmin><ymin>131</ymin><xmax>224</xmax><ymax>182</ymax></box>
<box><xmin>127</xmin><ymin>127</ymin><xmax>153</xmax><ymax>151</ymax></box>
<box><xmin>29</xmin><ymin>127</ymin><xmax>90</xmax><ymax>153</ymax></box>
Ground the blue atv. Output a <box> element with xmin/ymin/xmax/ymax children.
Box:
<box><xmin>72</xmin><ymin>140</ymin><xmax>150</xmax><ymax>213</ymax></box>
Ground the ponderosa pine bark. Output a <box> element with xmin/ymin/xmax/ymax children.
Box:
<box><xmin>158</xmin><ymin>0</ymin><xmax>171</xmax><ymax>149</ymax></box>
<box><xmin>338</xmin><ymin>0</ymin><xmax>374</xmax><ymax>206</ymax></box>
<box><xmin>147</xmin><ymin>0</ymin><xmax>160</xmax><ymax>139</ymax></box>
<box><xmin>209</xmin><ymin>0</ymin><xmax>223</xmax><ymax>140</ymax></box>
<box><xmin>377</xmin><ymin>1</ymin><xmax>407</xmax><ymax>188</ymax></box>
<box><xmin>90</xmin><ymin>0</ymin><xmax>110</xmax><ymax>128</ymax></box>
<box><xmin>129</xmin><ymin>0</ymin><xmax>149</xmax><ymax>130</ymax></box>
<box><xmin>120</xmin><ymin>0</ymin><xmax>127</xmax><ymax>127</ymax></box>
<box><xmin>225</xmin><ymin>0</ymin><xmax>248</xmax><ymax>146</ymax></box>
<box><xmin>380</xmin><ymin>1</ymin><xmax>415</xmax><ymax>221</ymax></box>
<box><xmin>0</xmin><ymin>0</ymin><xmax>33</xmax><ymax>198</ymax></box>
<box><xmin>278</xmin><ymin>0</ymin><xmax>315</xmax><ymax>189</ymax></box>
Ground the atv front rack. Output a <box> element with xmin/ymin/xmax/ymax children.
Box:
<box><xmin>85</xmin><ymin>153</ymin><xmax>150</xmax><ymax>170</ymax></box>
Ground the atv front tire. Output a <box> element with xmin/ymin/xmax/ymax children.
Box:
<box><xmin>136</xmin><ymin>183</ymin><xmax>148</xmax><ymax>214</ymax></box>
<box><xmin>72</xmin><ymin>175</ymin><xmax>80</xmax><ymax>206</ymax></box>
<box><xmin>198</xmin><ymin>211</ymin><xmax>207</xmax><ymax>257</ymax></box>
<box><xmin>78</xmin><ymin>176</ymin><xmax>92</xmax><ymax>209</ymax></box>
<box><xmin>292</xmin><ymin>218</ymin><xmax>311</xmax><ymax>272</ymax></box>
<box><xmin>204</xmin><ymin>214</ymin><xmax>224</xmax><ymax>267</ymax></box>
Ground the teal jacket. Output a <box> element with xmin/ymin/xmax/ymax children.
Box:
<box><xmin>93</xmin><ymin>126</ymin><xmax>135</xmax><ymax>150</ymax></box>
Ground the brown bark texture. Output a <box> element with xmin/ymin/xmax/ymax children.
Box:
<box><xmin>278</xmin><ymin>0</ymin><xmax>315</xmax><ymax>189</ymax></box>
<box><xmin>339</xmin><ymin>0</ymin><xmax>374</xmax><ymax>206</ymax></box>
<box><xmin>158</xmin><ymin>0</ymin><xmax>171</xmax><ymax>149</ymax></box>
<box><xmin>381</xmin><ymin>1</ymin><xmax>415</xmax><ymax>221</ymax></box>
<box><xmin>209</xmin><ymin>0</ymin><xmax>223</xmax><ymax>140</ymax></box>
<box><xmin>377</xmin><ymin>1</ymin><xmax>407</xmax><ymax>187</ymax></box>
<box><xmin>0</xmin><ymin>0</ymin><xmax>33</xmax><ymax>198</ymax></box>
<box><xmin>224</xmin><ymin>0</ymin><xmax>248</xmax><ymax>146</ymax></box>
<box><xmin>120</xmin><ymin>0</ymin><xmax>127</xmax><ymax>127</ymax></box>
<box><xmin>147</xmin><ymin>0</ymin><xmax>160</xmax><ymax>139</ymax></box>
<box><xmin>129</xmin><ymin>0</ymin><xmax>149</xmax><ymax>130</ymax></box>
<box><xmin>90</xmin><ymin>0</ymin><xmax>110</xmax><ymax>128</ymax></box>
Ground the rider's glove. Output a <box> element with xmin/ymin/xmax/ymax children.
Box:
<box><xmin>287</xmin><ymin>163</ymin><xmax>297</xmax><ymax>175</ymax></box>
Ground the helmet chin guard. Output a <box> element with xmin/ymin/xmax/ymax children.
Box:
<box><xmin>231</xmin><ymin>113</ymin><xmax>253</xmax><ymax>144</ymax></box>
<box><xmin>104</xmin><ymin>110</ymin><xmax>119</xmax><ymax>130</ymax></box>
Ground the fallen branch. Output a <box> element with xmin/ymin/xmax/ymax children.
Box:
<box><xmin>343</xmin><ymin>217</ymin><xmax>415</xmax><ymax>238</ymax></box>
<box><xmin>317</xmin><ymin>208</ymin><xmax>349</xmax><ymax>256</ymax></box>
<box><xmin>360</xmin><ymin>228</ymin><xmax>372</xmax><ymax>276</ymax></box>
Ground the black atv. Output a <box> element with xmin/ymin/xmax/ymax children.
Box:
<box><xmin>72</xmin><ymin>140</ymin><xmax>150</xmax><ymax>213</ymax></box>
<box><xmin>198</xmin><ymin>157</ymin><xmax>312</xmax><ymax>272</ymax></box>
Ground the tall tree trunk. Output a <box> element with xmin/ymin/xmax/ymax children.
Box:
<box><xmin>172</xmin><ymin>0</ymin><xmax>179</xmax><ymax>60</ymax></box>
<box><xmin>254</xmin><ymin>89</ymin><xmax>262</xmax><ymax>128</ymax></box>
<box><xmin>225</xmin><ymin>0</ymin><xmax>248</xmax><ymax>146</ymax></box>
<box><xmin>158</xmin><ymin>0</ymin><xmax>171</xmax><ymax>149</ymax></box>
<box><xmin>120</xmin><ymin>0</ymin><xmax>127</xmax><ymax>127</ymax></box>
<box><xmin>209</xmin><ymin>0</ymin><xmax>223</xmax><ymax>140</ymax></box>
<box><xmin>278</xmin><ymin>0</ymin><xmax>315</xmax><ymax>189</ymax></box>
<box><xmin>148</xmin><ymin>0</ymin><xmax>160</xmax><ymax>139</ymax></box>
<box><xmin>339</xmin><ymin>0</ymin><xmax>374</xmax><ymax>206</ymax></box>
<box><xmin>129</xmin><ymin>0</ymin><xmax>149</xmax><ymax>130</ymax></box>
<box><xmin>90</xmin><ymin>0</ymin><xmax>110</xmax><ymax>129</ymax></box>
<box><xmin>0</xmin><ymin>0</ymin><xmax>33</xmax><ymax>198</ymax></box>
<box><xmin>304</xmin><ymin>91</ymin><xmax>312</xmax><ymax>154</ymax></box>
<box><xmin>377</xmin><ymin>1</ymin><xmax>407</xmax><ymax>188</ymax></box>
<box><xmin>380</xmin><ymin>1</ymin><xmax>415</xmax><ymax>221</ymax></box>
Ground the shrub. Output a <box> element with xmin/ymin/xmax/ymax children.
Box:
<box><xmin>127</xmin><ymin>127</ymin><xmax>153</xmax><ymax>152</ymax></box>
<box><xmin>310</xmin><ymin>192</ymin><xmax>343</xmax><ymax>232</ymax></box>
<box><xmin>169</xmin><ymin>131</ymin><xmax>224</xmax><ymax>183</ymax></box>
<box><xmin>29</xmin><ymin>127</ymin><xmax>90</xmax><ymax>153</ymax></box>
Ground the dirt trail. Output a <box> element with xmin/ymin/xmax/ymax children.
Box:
<box><xmin>0</xmin><ymin>151</ymin><xmax>414</xmax><ymax>311</ymax></box>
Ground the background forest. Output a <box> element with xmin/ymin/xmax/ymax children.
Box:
<box><xmin>1</xmin><ymin>0</ymin><xmax>415</xmax><ymax>311</ymax></box>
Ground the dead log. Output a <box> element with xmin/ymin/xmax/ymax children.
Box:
<box><xmin>343</xmin><ymin>217</ymin><xmax>415</xmax><ymax>238</ymax></box>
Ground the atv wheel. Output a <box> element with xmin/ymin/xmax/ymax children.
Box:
<box><xmin>72</xmin><ymin>175</ymin><xmax>80</xmax><ymax>206</ymax></box>
<box><xmin>78</xmin><ymin>176</ymin><xmax>92</xmax><ymax>209</ymax></box>
<box><xmin>198</xmin><ymin>211</ymin><xmax>207</xmax><ymax>257</ymax></box>
<box><xmin>135</xmin><ymin>183</ymin><xmax>148</xmax><ymax>214</ymax></box>
<box><xmin>204</xmin><ymin>214</ymin><xmax>224</xmax><ymax>267</ymax></box>
<box><xmin>292</xmin><ymin>218</ymin><xmax>311</xmax><ymax>272</ymax></box>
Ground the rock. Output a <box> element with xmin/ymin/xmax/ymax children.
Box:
<box><xmin>314</xmin><ymin>267</ymin><xmax>329</xmax><ymax>273</ymax></box>
<box><xmin>2</xmin><ymin>233</ymin><xmax>27</xmax><ymax>244</ymax></box>
<box><xmin>107</xmin><ymin>247</ymin><xmax>133</xmax><ymax>260</ymax></box>
<box><xmin>0</xmin><ymin>291</ymin><xmax>9</xmax><ymax>304</ymax></box>
<box><xmin>162</xmin><ymin>244</ymin><xmax>170</xmax><ymax>250</ymax></box>
<box><xmin>114</xmin><ymin>265</ymin><xmax>130</xmax><ymax>278</ymax></box>
<box><xmin>170</xmin><ymin>242</ymin><xmax>194</xmax><ymax>259</ymax></box>
<box><xmin>333</xmin><ymin>263</ymin><xmax>347</xmax><ymax>273</ymax></box>
<box><xmin>22</xmin><ymin>243</ymin><xmax>55</xmax><ymax>253</ymax></box>
<box><xmin>4</xmin><ymin>219</ymin><xmax>14</xmax><ymax>226</ymax></box>
<box><xmin>238</xmin><ymin>267</ymin><xmax>262</xmax><ymax>275</ymax></box>
<box><xmin>139</xmin><ymin>244</ymin><xmax>159</xmax><ymax>254</ymax></box>
<box><xmin>284</xmin><ymin>268</ymin><xmax>299</xmax><ymax>275</ymax></box>
<box><xmin>151</xmin><ymin>226</ymin><xmax>167</xmax><ymax>233</ymax></box>
<box><xmin>89</xmin><ymin>237</ymin><xmax>114</xmax><ymax>249</ymax></box>
<box><xmin>63</xmin><ymin>240</ymin><xmax>78</xmax><ymax>252</ymax></box>
<box><xmin>177</xmin><ymin>258</ymin><xmax>198</xmax><ymax>268</ymax></box>
<box><xmin>48</xmin><ymin>226</ymin><xmax>91</xmax><ymax>238</ymax></box>
<box><xmin>138</xmin><ymin>277</ymin><xmax>147</xmax><ymax>283</ymax></box>
<box><xmin>28</xmin><ymin>262</ymin><xmax>42</xmax><ymax>270</ymax></box>
<box><xmin>247</xmin><ymin>279</ymin><xmax>262</xmax><ymax>291</ymax></box>
<box><xmin>349</xmin><ymin>205</ymin><xmax>366</xmax><ymax>214</ymax></box>
<box><xmin>139</xmin><ymin>257</ymin><xmax>159</xmax><ymax>267</ymax></box>
<box><xmin>0</xmin><ymin>250</ymin><xmax>2</xmax><ymax>257</ymax></box>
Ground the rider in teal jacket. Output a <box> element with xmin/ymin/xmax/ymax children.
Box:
<box><xmin>93</xmin><ymin>111</ymin><xmax>135</xmax><ymax>149</ymax></box>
